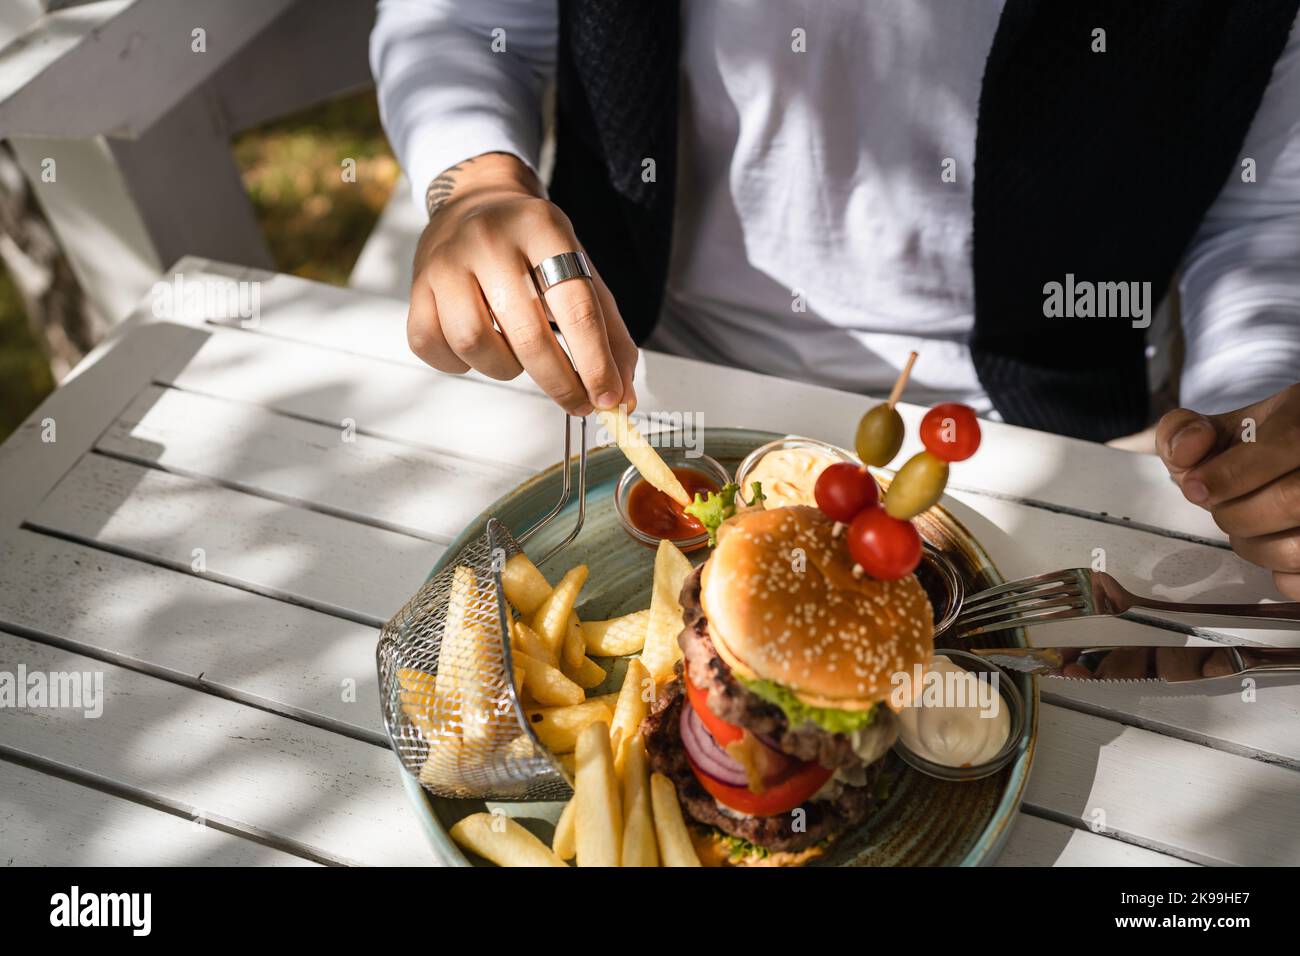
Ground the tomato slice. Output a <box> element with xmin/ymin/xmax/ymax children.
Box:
<box><xmin>684</xmin><ymin>670</ymin><xmax>743</xmax><ymax>745</ymax></box>
<box><xmin>687</xmin><ymin>752</ymin><xmax>833</xmax><ymax>817</ymax></box>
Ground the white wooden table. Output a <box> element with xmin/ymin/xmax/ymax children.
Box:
<box><xmin>2</xmin><ymin>257</ymin><xmax>1297</xmax><ymax>867</ymax></box>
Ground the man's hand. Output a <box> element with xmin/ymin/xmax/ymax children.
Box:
<box><xmin>407</xmin><ymin>152</ymin><xmax>638</xmax><ymax>415</ymax></box>
<box><xmin>1156</xmin><ymin>384</ymin><xmax>1300</xmax><ymax>598</ymax></box>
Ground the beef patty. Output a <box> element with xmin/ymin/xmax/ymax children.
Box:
<box><xmin>642</xmin><ymin>679</ymin><xmax>878</xmax><ymax>852</ymax></box>
<box><xmin>678</xmin><ymin>565</ymin><xmax>892</xmax><ymax>769</ymax></box>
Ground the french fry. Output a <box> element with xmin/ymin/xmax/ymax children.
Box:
<box><xmin>562</xmin><ymin>654</ymin><xmax>607</xmax><ymax>689</ymax></box>
<box><xmin>574</xmin><ymin>721</ymin><xmax>622</xmax><ymax>867</ymax></box>
<box><xmin>514</xmin><ymin>650</ymin><xmax>584</xmax><ymax>707</ymax></box>
<box><xmin>511</xmin><ymin>619</ymin><xmax>556</xmax><ymax>668</ymax></box>
<box><xmin>553</xmin><ymin>799</ymin><xmax>577</xmax><ymax>861</ymax></box>
<box><xmin>430</xmin><ymin>567</ymin><xmax>473</xmax><ymax>732</ymax></box>
<box><xmin>563</xmin><ymin>615</ymin><xmax>586</xmax><ymax>670</ymax></box>
<box><xmin>596</xmin><ymin>406</ymin><xmax>690</xmax><ymax>506</ymax></box>
<box><xmin>449</xmin><ymin>812</ymin><xmax>567</xmax><ymax>868</ymax></box>
<box><xmin>525</xmin><ymin>698</ymin><xmax>614</xmax><ymax>753</ymax></box>
<box><xmin>501</xmin><ymin>553</ymin><xmax>552</xmax><ymax>616</ymax></box>
<box><xmin>396</xmin><ymin>666</ymin><xmax>440</xmax><ymax>738</ymax></box>
<box><xmin>435</xmin><ymin>566</ymin><xmax>499</xmax><ymax>744</ymax></box>
<box><xmin>640</xmin><ymin>540</ymin><xmax>693</xmax><ymax>683</ymax></box>
<box><xmin>531</xmin><ymin>564</ymin><xmax>588</xmax><ymax>659</ymax></box>
<box><xmin>620</xmin><ymin>735</ymin><xmax>659</xmax><ymax>867</ymax></box>
<box><xmin>610</xmin><ymin>658</ymin><xmax>651</xmax><ymax>777</ymax></box>
<box><xmin>582</xmin><ymin>608</ymin><xmax>651</xmax><ymax>657</ymax></box>
<box><xmin>650</xmin><ymin>772</ymin><xmax>701</xmax><ymax>867</ymax></box>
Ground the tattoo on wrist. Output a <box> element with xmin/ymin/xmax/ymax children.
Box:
<box><xmin>425</xmin><ymin>161</ymin><xmax>466</xmax><ymax>218</ymax></box>
<box><xmin>424</xmin><ymin>152</ymin><xmax>516</xmax><ymax>218</ymax></box>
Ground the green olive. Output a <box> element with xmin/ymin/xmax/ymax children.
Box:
<box><xmin>855</xmin><ymin>403</ymin><xmax>905</xmax><ymax>467</ymax></box>
<box><xmin>883</xmin><ymin>451</ymin><xmax>949</xmax><ymax>519</ymax></box>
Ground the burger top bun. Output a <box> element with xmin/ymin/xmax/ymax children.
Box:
<box><xmin>699</xmin><ymin>505</ymin><xmax>934</xmax><ymax>709</ymax></box>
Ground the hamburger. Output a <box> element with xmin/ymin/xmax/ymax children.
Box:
<box><xmin>641</xmin><ymin>504</ymin><xmax>934</xmax><ymax>866</ymax></box>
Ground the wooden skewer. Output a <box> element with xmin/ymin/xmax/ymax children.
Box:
<box><xmin>887</xmin><ymin>351</ymin><xmax>918</xmax><ymax>409</ymax></box>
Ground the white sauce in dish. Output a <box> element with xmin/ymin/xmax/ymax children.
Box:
<box><xmin>744</xmin><ymin>447</ymin><xmax>840</xmax><ymax>509</ymax></box>
<box><xmin>895</xmin><ymin>656</ymin><xmax>1010</xmax><ymax>767</ymax></box>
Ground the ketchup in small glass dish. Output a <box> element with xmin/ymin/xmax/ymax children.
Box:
<box><xmin>614</xmin><ymin>451</ymin><xmax>731</xmax><ymax>553</ymax></box>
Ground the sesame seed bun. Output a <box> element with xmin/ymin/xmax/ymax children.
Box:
<box><xmin>699</xmin><ymin>505</ymin><xmax>934</xmax><ymax>709</ymax></box>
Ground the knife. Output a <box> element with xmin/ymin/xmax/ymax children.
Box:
<box><xmin>971</xmin><ymin>645</ymin><xmax>1300</xmax><ymax>683</ymax></box>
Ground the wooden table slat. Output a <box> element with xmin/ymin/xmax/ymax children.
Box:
<box><xmin>31</xmin><ymin>452</ymin><xmax>442</xmax><ymax>626</ymax></box>
<box><xmin>0</xmin><ymin>632</ymin><xmax>428</xmax><ymax>866</ymax></box>
<box><xmin>995</xmin><ymin>814</ymin><xmax>1198</xmax><ymax>867</ymax></box>
<box><xmin>0</xmin><ymin>759</ymin><xmax>319</xmax><ymax>867</ymax></box>
<box><xmin>0</xmin><ymin>530</ymin><xmax>384</xmax><ymax>740</ymax></box>
<box><xmin>99</xmin><ymin>382</ymin><xmax>524</xmax><ymax>542</ymax></box>
<box><xmin>1025</xmin><ymin>705</ymin><xmax>1300</xmax><ymax>866</ymax></box>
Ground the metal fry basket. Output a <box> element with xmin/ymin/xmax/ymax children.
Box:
<box><xmin>376</xmin><ymin>415</ymin><xmax>588</xmax><ymax>801</ymax></box>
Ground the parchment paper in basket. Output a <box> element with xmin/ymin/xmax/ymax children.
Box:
<box><xmin>376</xmin><ymin>414</ymin><xmax>588</xmax><ymax>801</ymax></box>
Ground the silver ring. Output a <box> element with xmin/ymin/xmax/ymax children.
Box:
<box><xmin>532</xmin><ymin>251</ymin><xmax>592</xmax><ymax>293</ymax></box>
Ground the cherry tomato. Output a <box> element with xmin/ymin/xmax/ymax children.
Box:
<box><xmin>847</xmin><ymin>505</ymin><xmax>922</xmax><ymax>580</ymax></box>
<box><xmin>685</xmin><ymin>669</ymin><xmax>744</xmax><ymax>746</ymax></box>
<box><xmin>687</xmin><ymin>753</ymin><xmax>833</xmax><ymax>817</ymax></box>
<box><xmin>920</xmin><ymin>403</ymin><xmax>982</xmax><ymax>462</ymax></box>
<box><xmin>814</xmin><ymin>462</ymin><xmax>879</xmax><ymax>522</ymax></box>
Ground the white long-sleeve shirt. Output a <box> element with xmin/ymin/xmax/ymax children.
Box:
<box><xmin>371</xmin><ymin>0</ymin><xmax>1300</xmax><ymax>418</ymax></box>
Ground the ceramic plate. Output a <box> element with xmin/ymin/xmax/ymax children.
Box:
<box><xmin>395</xmin><ymin>427</ymin><xmax>1037</xmax><ymax>866</ymax></box>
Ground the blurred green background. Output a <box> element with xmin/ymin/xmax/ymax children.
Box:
<box><xmin>0</xmin><ymin>89</ymin><xmax>399</xmax><ymax>440</ymax></box>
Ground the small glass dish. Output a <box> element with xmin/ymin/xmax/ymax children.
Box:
<box><xmin>733</xmin><ymin>436</ymin><xmax>858</xmax><ymax>507</ymax></box>
<box><xmin>915</xmin><ymin>544</ymin><xmax>964</xmax><ymax>638</ymax></box>
<box><xmin>613</xmin><ymin>450</ymin><xmax>732</xmax><ymax>553</ymax></box>
<box><xmin>891</xmin><ymin>648</ymin><xmax>1027</xmax><ymax>782</ymax></box>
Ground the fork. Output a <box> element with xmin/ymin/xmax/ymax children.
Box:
<box><xmin>954</xmin><ymin>568</ymin><xmax>1300</xmax><ymax>638</ymax></box>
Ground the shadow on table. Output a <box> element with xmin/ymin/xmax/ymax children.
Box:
<box><xmin>0</xmin><ymin>305</ymin><xmax>480</xmax><ymax>865</ymax></box>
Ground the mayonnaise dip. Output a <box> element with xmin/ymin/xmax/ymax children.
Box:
<box><xmin>895</xmin><ymin>656</ymin><xmax>1010</xmax><ymax>767</ymax></box>
<box><xmin>744</xmin><ymin>446</ymin><xmax>841</xmax><ymax>509</ymax></box>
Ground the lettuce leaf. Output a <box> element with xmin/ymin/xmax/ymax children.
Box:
<box><xmin>737</xmin><ymin>676</ymin><xmax>878</xmax><ymax>735</ymax></box>
<box><xmin>684</xmin><ymin>481</ymin><xmax>766</xmax><ymax>546</ymax></box>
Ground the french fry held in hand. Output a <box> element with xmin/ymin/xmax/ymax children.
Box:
<box><xmin>449</xmin><ymin>812</ymin><xmax>567</xmax><ymax>868</ymax></box>
<box><xmin>596</xmin><ymin>406</ymin><xmax>690</xmax><ymax>506</ymax></box>
<box><xmin>574</xmin><ymin>720</ymin><xmax>622</xmax><ymax>867</ymax></box>
<box><xmin>641</xmin><ymin>540</ymin><xmax>694</xmax><ymax>683</ymax></box>
<box><xmin>514</xmin><ymin>650</ymin><xmax>584</xmax><ymax>707</ymax></box>
<box><xmin>524</xmin><ymin>698</ymin><xmax>614</xmax><ymax>753</ymax></box>
<box><xmin>650</xmin><ymin>772</ymin><xmax>701</xmax><ymax>867</ymax></box>
<box><xmin>620</xmin><ymin>734</ymin><xmax>659</xmax><ymax>867</ymax></box>
<box><xmin>553</xmin><ymin>799</ymin><xmax>577</xmax><ymax>861</ymax></box>
<box><xmin>531</xmin><ymin>564</ymin><xmax>588</xmax><ymax>660</ymax></box>
<box><xmin>610</xmin><ymin>657</ymin><xmax>651</xmax><ymax>777</ymax></box>
<box><xmin>581</xmin><ymin>608</ymin><xmax>651</xmax><ymax>657</ymax></box>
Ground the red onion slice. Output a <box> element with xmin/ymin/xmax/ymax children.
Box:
<box><xmin>679</xmin><ymin>698</ymin><xmax>801</xmax><ymax>788</ymax></box>
<box><xmin>679</xmin><ymin>698</ymin><xmax>749</xmax><ymax>787</ymax></box>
